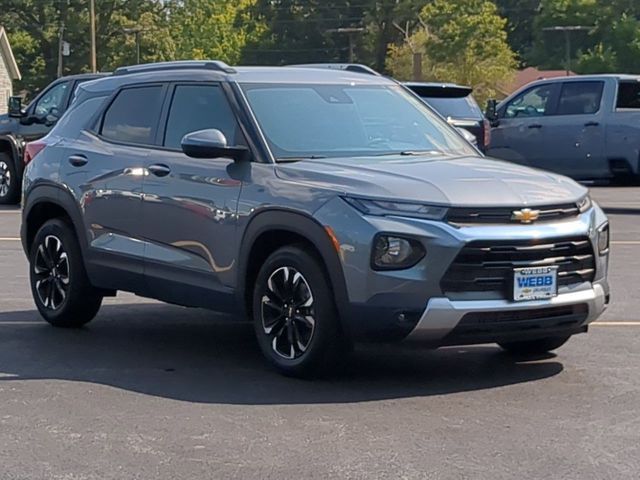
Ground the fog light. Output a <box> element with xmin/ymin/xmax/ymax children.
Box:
<box><xmin>598</xmin><ymin>223</ymin><xmax>609</xmax><ymax>255</ymax></box>
<box><xmin>372</xmin><ymin>235</ymin><xmax>425</xmax><ymax>270</ymax></box>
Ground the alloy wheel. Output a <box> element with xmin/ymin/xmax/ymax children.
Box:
<box><xmin>0</xmin><ymin>161</ymin><xmax>10</xmax><ymax>198</ymax></box>
<box><xmin>261</xmin><ymin>266</ymin><xmax>316</xmax><ymax>359</ymax></box>
<box><xmin>33</xmin><ymin>235</ymin><xmax>70</xmax><ymax>310</ymax></box>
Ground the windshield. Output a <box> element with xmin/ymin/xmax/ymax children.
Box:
<box><xmin>241</xmin><ymin>83</ymin><xmax>475</xmax><ymax>161</ymax></box>
<box><xmin>421</xmin><ymin>95</ymin><xmax>483</xmax><ymax>119</ymax></box>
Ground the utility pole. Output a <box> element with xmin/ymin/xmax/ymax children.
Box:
<box><xmin>543</xmin><ymin>26</ymin><xmax>591</xmax><ymax>75</ymax></box>
<box><xmin>326</xmin><ymin>27</ymin><xmax>365</xmax><ymax>63</ymax></box>
<box><xmin>123</xmin><ymin>28</ymin><xmax>143</xmax><ymax>64</ymax></box>
<box><xmin>90</xmin><ymin>0</ymin><xmax>97</xmax><ymax>72</ymax></box>
<box><xmin>57</xmin><ymin>23</ymin><xmax>65</xmax><ymax>78</ymax></box>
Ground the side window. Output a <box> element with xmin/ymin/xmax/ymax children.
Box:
<box><xmin>556</xmin><ymin>81</ymin><xmax>603</xmax><ymax>115</ymax></box>
<box><xmin>34</xmin><ymin>81</ymin><xmax>70</xmax><ymax>116</ymax></box>
<box><xmin>163</xmin><ymin>84</ymin><xmax>239</xmax><ymax>149</ymax></box>
<box><xmin>616</xmin><ymin>81</ymin><xmax>640</xmax><ymax>109</ymax></box>
<box><xmin>101</xmin><ymin>86</ymin><xmax>164</xmax><ymax>145</ymax></box>
<box><xmin>504</xmin><ymin>84</ymin><xmax>555</xmax><ymax>118</ymax></box>
<box><xmin>54</xmin><ymin>96</ymin><xmax>107</xmax><ymax>136</ymax></box>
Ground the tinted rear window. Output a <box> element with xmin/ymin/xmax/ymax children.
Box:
<box><xmin>556</xmin><ymin>81</ymin><xmax>603</xmax><ymax>115</ymax></box>
<box><xmin>101</xmin><ymin>86</ymin><xmax>164</xmax><ymax>145</ymax></box>
<box><xmin>420</xmin><ymin>95</ymin><xmax>482</xmax><ymax>119</ymax></box>
<box><xmin>616</xmin><ymin>81</ymin><xmax>640</xmax><ymax>109</ymax></box>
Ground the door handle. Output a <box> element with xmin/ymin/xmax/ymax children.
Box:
<box><xmin>528</xmin><ymin>124</ymin><xmax>542</xmax><ymax>129</ymax></box>
<box><xmin>68</xmin><ymin>154</ymin><xmax>88</xmax><ymax>167</ymax></box>
<box><xmin>148</xmin><ymin>164</ymin><xmax>171</xmax><ymax>177</ymax></box>
<box><xmin>584</xmin><ymin>121</ymin><xmax>600</xmax><ymax>127</ymax></box>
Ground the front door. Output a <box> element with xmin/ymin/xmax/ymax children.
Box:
<box><xmin>487</xmin><ymin>83</ymin><xmax>559</xmax><ymax>170</ymax></box>
<box><xmin>141</xmin><ymin>83</ymin><xmax>245</xmax><ymax>310</ymax></box>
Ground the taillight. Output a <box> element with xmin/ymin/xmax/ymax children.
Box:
<box><xmin>483</xmin><ymin>119</ymin><xmax>491</xmax><ymax>148</ymax></box>
<box><xmin>24</xmin><ymin>141</ymin><xmax>47</xmax><ymax>165</ymax></box>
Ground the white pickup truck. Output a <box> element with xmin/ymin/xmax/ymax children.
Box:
<box><xmin>486</xmin><ymin>74</ymin><xmax>640</xmax><ymax>183</ymax></box>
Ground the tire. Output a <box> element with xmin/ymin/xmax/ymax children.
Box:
<box><xmin>499</xmin><ymin>335</ymin><xmax>571</xmax><ymax>355</ymax></box>
<box><xmin>0</xmin><ymin>152</ymin><xmax>20</xmax><ymax>205</ymax></box>
<box><xmin>252</xmin><ymin>245</ymin><xmax>348</xmax><ymax>377</ymax></box>
<box><xmin>29</xmin><ymin>218</ymin><xmax>103</xmax><ymax>327</ymax></box>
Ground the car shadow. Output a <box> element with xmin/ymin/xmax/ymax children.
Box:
<box><xmin>0</xmin><ymin>303</ymin><xmax>563</xmax><ymax>405</ymax></box>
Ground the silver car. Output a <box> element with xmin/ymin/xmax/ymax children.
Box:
<box><xmin>21</xmin><ymin>61</ymin><xmax>610</xmax><ymax>376</ymax></box>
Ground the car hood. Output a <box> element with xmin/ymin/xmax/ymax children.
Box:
<box><xmin>275</xmin><ymin>155</ymin><xmax>587</xmax><ymax>207</ymax></box>
<box><xmin>0</xmin><ymin>113</ymin><xmax>16</xmax><ymax>135</ymax></box>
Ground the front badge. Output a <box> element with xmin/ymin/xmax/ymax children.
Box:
<box><xmin>512</xmin><ymin>208</ymin><xmax>540</xmax><ymax>224</ymax></box>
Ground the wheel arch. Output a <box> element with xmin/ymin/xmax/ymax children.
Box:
<box><xmin>22</xmin><ymin>184</ymin><xmax>88</xmax><ymax>256</ymax></box>
<box><xmin>237</xmin><ymin>209</ymin><xmax>349</xmax><ymax>326</ymax></box>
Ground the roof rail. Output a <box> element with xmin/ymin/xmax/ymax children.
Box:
<box><xmin>289</xmin><ymin>63</ymin><xmax>381</xmax><ymax>76</ymax></box>
<box><xmin>114</xmin><ymin>60</ymin><xmax>236</xmax><ymax>76</ymax></box>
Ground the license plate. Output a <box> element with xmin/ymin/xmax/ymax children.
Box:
<box><xmin>513</xmin><ymin>266</ymin><xmax>558</xmax><ymax>301</ymax></box>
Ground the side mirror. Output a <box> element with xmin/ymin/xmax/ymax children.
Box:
<box><xmin>485</xmin><ymin>99</ymin><xmax>498</xmax><ymax>123</ymax></box>
<box><xmin>181</xmin><ymin>129</ymin><xmax>249</xmax><ymax>162</ymax></box>
<box><xmin>8</xmin><ymin>96</ymin><xmax>24</xmax><ymax>118</ymax></box>
<box><xmin>456</xmin><ymin>127</ymin><xmax>478</xmax><ymax>147</ymax></box>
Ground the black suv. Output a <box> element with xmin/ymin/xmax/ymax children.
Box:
<box><xmin>0</xmin><ymin>73</ymin><xmax>107</xmax><ymax>203</ymax></box>
<box><xmin>404</xmin><ymin>82</ymin><xmax>489</xmax><ymax>151</ymax></box>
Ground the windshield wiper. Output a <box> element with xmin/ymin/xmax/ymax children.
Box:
<box><xmin>277</xmin><ymin>155</ymin><xmax>327</xmax><ymax>162</ymax></box>
<box><xmin>373</xmin><ymin>150</ymin><xmax>442</xmax><ymax>157</ymax></box>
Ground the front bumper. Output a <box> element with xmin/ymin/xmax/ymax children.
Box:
<box><xmin>406</xmin><ymin>281</ymin><xmax>607</xmax><ymax>344</ymax></box>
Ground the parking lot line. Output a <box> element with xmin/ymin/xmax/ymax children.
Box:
<box><xmin>591</xmin><ymin>321</ymin><xmax>640</xmax><ymax>326</ymax></box>
<box><xmin>0</xmin><ymin>237</ymin><xmax>20</xmax><ymax>241</ymax></box>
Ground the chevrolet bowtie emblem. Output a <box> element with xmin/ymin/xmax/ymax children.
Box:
<box><xmin>512</xmin><ymin>208</ymin><xmax>540</xmax><ymax>223</ymax></box>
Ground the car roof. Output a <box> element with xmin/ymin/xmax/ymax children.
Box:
<box><xmin>77</xmin><ymin>61</ymin><xmax>396</xmax><ymax>96</ymax></box>
<box><xmin>59</xmin><ymin>72</ymin><xmax>110</xmax><ymax>82</ymax></box>
<box><xmin>404</xmin><ymin>81</ymin><xmax>472</xmax><ymax>90</ymax></box>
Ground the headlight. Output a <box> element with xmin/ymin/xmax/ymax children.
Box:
<box><xmin>577</xmin><ymin>195</ymin><xmax>592</xmax><ymax>213</ymax></box>
<box><xmin>372</xmin><ymin>234</ymin><xmax>425</xmax><ymax>270</ymax></box>
<box><xmin>598</xmin><ymin>223</ymin><xmax>609</xmax><ymax>255</ymax></box>
<box><xmin>343</xmin><ymin>196</ymin><xmax>447</xmax><ymax>220</ymax></box>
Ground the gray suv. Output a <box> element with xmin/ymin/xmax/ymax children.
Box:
<box><xmin>21</xmin><ymin>61</ymin><xmax>610</xmax><ymax>376</ymax></box>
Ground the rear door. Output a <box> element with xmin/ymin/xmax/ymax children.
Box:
<box><xmin>488</xmin><ymin>82</ymin><xmax>560</xmax><ymax>168</ymax></box>
<box><xmin>71</xmin><ymin>84</ymin><xmax>166</xmax><ymax>291</ymax></box>
<box><xmin>140</xmin><ymin>82</ymin><xmax>245</xmax><ymax>310</ymax></box>
<box><xmin>540</xmin><ymin>80</ymin><xmax>606</xmax><ymax>178</ymax></box>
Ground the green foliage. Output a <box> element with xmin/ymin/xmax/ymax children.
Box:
<box><xmin>387</xmin><ymin>0</ymin><xmax>517</xmax><ymax>104</ymax></box>
<box><xmin>529</xmin><ymin>0</ymin><xmax>640</xmax><ymax>73</ymax></box>
<box><xmin>167</xmin><ymin>0</ymin><xmax>261</xmax><ymax>64</ymax></box>
<box><xmin>0</xmin><ymin>0</ymin><xmax>258</xmax><ymax>96</ymax></box>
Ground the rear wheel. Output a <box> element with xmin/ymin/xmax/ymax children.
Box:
<box><xmin>0</xmin><ymin>153</ymin><xmax>19</xmax><ymax>205</ymax></box>
<box><xmin>499</xmin><ymin>335</ymin><xmax>571</xmax><ymax>355</ymax></box>
<box><xmin>252</xmin><ymin>245</ymin><xmax>348</xmax><ymax>377</ymax></box>
<box><xmin>29</xmin><ymin>219</ymin><xmax>103</xmax><ymax>327</ymax></box>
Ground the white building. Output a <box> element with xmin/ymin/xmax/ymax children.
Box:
<box><xmin>0</xmin><ymin>26</ymin><xmax>22</xmax><ymax>114</ymax></box>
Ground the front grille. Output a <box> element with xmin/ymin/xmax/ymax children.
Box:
<box><xmin>441</xmin><ymin>304</ymin><xmax>589</xmax><ymax>345</ymax></box>
<box><xmin>446</xmin><ymin>203</ymin><xmax>579</xmax><ymax>225</ymax></box>
<box><xmin>441</xmin><ymin>237</ymin><xmax>595</xmax><ymax>299</ymax></box>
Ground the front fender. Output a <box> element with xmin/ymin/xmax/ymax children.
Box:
<box><xmin>236</xmin><ymin>208</ymin><xmax>350</xmax><ymax>318</ymax></box>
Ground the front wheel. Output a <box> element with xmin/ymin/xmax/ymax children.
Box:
<box><xmin>29</xmin><ymin>219</ymin><xmax>103</xmax><ymax>327</ymax></box>
<box><xmin>252</xmin><ymin>245</ymin><xmax>348</xmax><ymax>377</ymax></box>
<box><xmin>499</xmin><ymin>335</ymin><xmax>571</xmax><ymax>355</ymax></box>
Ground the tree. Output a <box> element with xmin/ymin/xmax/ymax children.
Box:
<box><xmin>167</xmin><ymin>0</ymin><xmax>261</xmax><ymax>64</ymax></box>
<box><xmin>528</xmin><ymin>0</ymin><xmax>640</xmax><ymax>73</ymax></box>
<box><xmin>0</xmin><ymin>0</ymin><xmax>174</xmax><ymax>95</ymax></box>
<box><xmin>387</xmin><ymin>0</ymin><xmax>517</xmax><ymax>104</ymax></box>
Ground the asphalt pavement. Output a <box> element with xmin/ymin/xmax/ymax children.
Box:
<box><xmin>1</xmin><ymin>186</ymin><xmax>639</xmax><ymax>479</ymax></box>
